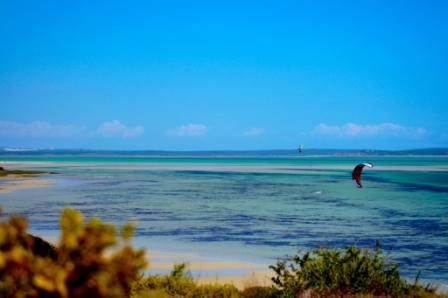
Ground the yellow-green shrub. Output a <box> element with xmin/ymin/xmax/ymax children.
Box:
<box><xmin>132</xmin><ymin>263</ymin><xmax>241</xmax><ymax>298</ymax></box>
<box><xmin>0</xmin><ymin>208</ymin><xmax>146</xmax><ymax>298</ymax></box>
<box><xmin>240</xmin><ymin>286</ymin><xmax>277</xmax><ymax>298</ymax></box>
<box><xmin>190</xmin><ymin>284</ymin><xmax>240</xmax><ymax>298</ymax></box>
<box><xmin>269</xmin><ymin>244</ymin><xmax>445</xmax><ymax>298</ymax></box>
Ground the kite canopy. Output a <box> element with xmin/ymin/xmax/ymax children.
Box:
<box><xmin>352</xmin><ymin>163</ymin><xmax>373</xmax><ymax>188</ymax></box>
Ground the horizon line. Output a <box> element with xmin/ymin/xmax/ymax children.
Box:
<box><xmin>1</xmin><ymin>147</ymin><xmax>447</xmax><ymax>153</ymax></box>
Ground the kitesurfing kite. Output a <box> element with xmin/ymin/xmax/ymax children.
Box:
<box><xmin>352</xmin><ymin>163</ymin><xmax>373</xmax><ymax>188</ymax></box>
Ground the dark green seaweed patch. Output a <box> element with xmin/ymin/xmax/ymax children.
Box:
<box><xmin>0</xmin><ymin>168</ymin><xmax>56</xmax><ymax>177</ymax></box>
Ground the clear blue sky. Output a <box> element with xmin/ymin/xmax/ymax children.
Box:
<box><xmin>1</xmin><ymin>0</ymin><xmax>447</xmax><ymax>150</ymax></box>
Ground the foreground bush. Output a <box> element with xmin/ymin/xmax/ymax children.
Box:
<box><xmin>270</xmin><ymin>243</ymin><xmax>444</xmax><ymax>298</ymax></box>
<box><xmin>132</xmin><ymin>263</ymin><xmax>242</xmax><ymax>298</ymax></box>
<box><xmin>132</xmin><ymin>256</ymin><xmax>446</xmax><ymax>298</ymax></box>
<box><xmin>0</xmin><ymin>208</ymin><xmax>146</xmax><ymax>297</ymax></box>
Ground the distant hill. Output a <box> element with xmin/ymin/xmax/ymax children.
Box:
<box><xmin>1</xmin><ymin>148</ymin><xmax>447</xmax><ymax>156</ymax></box>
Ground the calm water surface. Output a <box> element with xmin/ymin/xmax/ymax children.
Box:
<box><xmin>1</xmin><ymin>156</ymin><xmax>447</xmax><ymax>285</ymax></box>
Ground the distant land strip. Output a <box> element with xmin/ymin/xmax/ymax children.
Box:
<box><xmin>0</xmin><ymin>148</ymin><xmax>447</xmax><ymax>156</ymax></box>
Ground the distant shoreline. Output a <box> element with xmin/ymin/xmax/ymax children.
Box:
<box><xmin>2</xmin><ymin>154</ymin><xmax>448</xmax><ymax>160</ymax></box>
<box><xmin>1</xmin><ymin>147</ymin><xmax>448</xmax><ymax>157</ymax></box>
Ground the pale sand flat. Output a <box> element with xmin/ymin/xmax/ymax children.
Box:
<box><xmin>148</xmin><ymin>258</ymin><xmax>273</xmax><ymax>290</ymax></box>
<box><xmin>33</xmin><ymin>235</ymin><xmax>271</xmax><ymax>278</ymax></box>
<box><xmin>0</xmin><ymin>178</ymin><xmax>55</xmax><ymax>193</ymax></box>
<box><xmin>36</xmin><ymin>233</ymin><xmax>274</xmax><ymax>290</ymax></box>
<box><xmin>145</xmin><ymin>249</ymin><xmax>272</xmax><ymax>289</ymax></box>
<box><xmin>149</xmin><ymin>260</ymin><xmax>268</xmax><ymax>271</ymax></box>
<box><xmin>194</xmin><ymin>270</ymin><xmax>274</xmax><ymax>290</ymax></box>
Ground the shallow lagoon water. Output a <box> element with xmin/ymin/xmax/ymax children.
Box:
<box><xmin>1</xmin><ymin>156</ymin><xmax>447</xmax><ymax>286</ymax></box>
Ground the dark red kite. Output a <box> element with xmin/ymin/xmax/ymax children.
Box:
<box><xmin>352</xmin><ymin>163</ymin><xmax>373</xmax><ymax>188</ymax></box>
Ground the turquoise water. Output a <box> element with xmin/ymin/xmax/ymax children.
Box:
<box><xmin>1</xmin><ymin>155</ymin><xmax>447</xmax><ymax>285</ymax></box>
<box><xmin>3</xmin><ymin>155</ymin><xmax>448</xmax><ymax>165</ymax></box>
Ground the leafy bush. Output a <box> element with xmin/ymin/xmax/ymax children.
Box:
<box><xmin>0</xmin><ymin>207</ymin><xmax>146</xmax><ymax>297</ymax></box>
<box><xmin>190</xmin><ymin>284</ymin><xmax>240</xmax><ymax>298</ymax></box>
<box><xmin>132</xmin><ymin>263</ymin><xmax>241</xmax><ymax>298</ymax></box>
<box><xmin>269</xmin><ymin>243</ymin><xmax>443</xmax><ymax>298</ymax></box>
<box><xmin>134</xmin><ymin>263</ymin><xmax>196</xmax><ymax>297</ymax></box>
<box><xmin>240</xmin><ymin>286</ymin><xmax>277</xmax><ymax>298</ymax></box>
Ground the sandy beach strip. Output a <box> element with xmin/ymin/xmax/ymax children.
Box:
<box><xmin>195</xmin><ymin>270</ymin><xmax>274</xmax><ymax>290</ymax></box>
<box><xmin>35</xmin><ymin>233</ymin><xmax>275</xmax><ymax>290</ymax></box>
<box><xmin>0</xmin><ymin>177</ymin><xmax>55</xmax><ymax>193</ymax></box>
<box><xmin>150</xmin><ymin>262</ymin><xmax>274</xmax><ymax>289</ymax></box>
<box><xmin>32</xmin><ymin>233</ymin><xmax>274</xmax><ymax>290</ymax></box>
<box><xmin>149</xmin><ymin>260</ymin><xmax>268</xmax><ymax>271</ymax></box>
<box><xmin>145</xmin><ymin>249</ymin><xmax>273</xmax><ymax>289</ymax></box>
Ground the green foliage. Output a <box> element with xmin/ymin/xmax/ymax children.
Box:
<box><xmin>0</xmin><ymin>207</ymin><xmax>146</xmax><ymax>297</ymax></box>
<box><xmin>133</xmin><ymin>263</ymin><xmax>195</xmax><ymax>297</ymax></box>
<box><xmin>240</xmin><ymin>286</ymin><xmax>277</xmax><ymax>298</ymax></box>
<box><xmin>0</xmin><ymin>169</ymin><xmax>54</xmax><ymax>177</ymax></box>
<box><xmin>132</xmin><ymin>263</ymin><xmax>242</xmax><ymax>298</ymax></box>
<box><xmin>269</xmin><ymin>244</ymin><xmax>443</xmax><ymax>298</ymax></box>
<box><xmin>190</xmin><ymin>284</ymin><xmax>240</xmax><ymax>298</ymax></box>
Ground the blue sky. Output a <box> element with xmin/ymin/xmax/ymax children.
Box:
<box><xmin>1</xmin><ymin>0</ymin><xmax>447</xmax><ymax>150</ymax></box>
